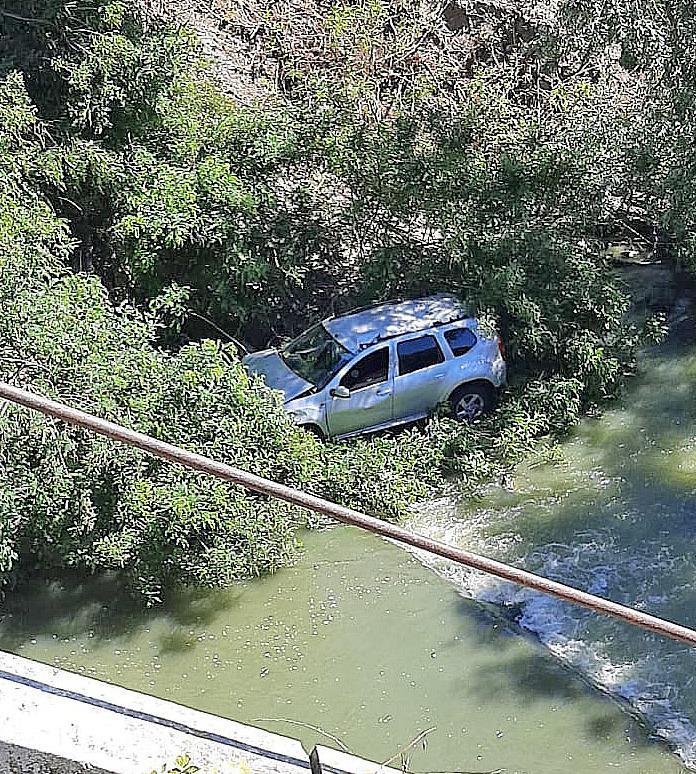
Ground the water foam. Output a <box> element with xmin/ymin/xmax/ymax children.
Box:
<box><xmin>404</xmin><ymin>498</ymin><xmax>696</xmax><ymax>771</ymax></box>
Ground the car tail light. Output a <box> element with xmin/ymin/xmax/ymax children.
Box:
<box><xmin>497</xmin><ymin>336</ymin><xmax>505</xmax><ymax>357</ymax></box>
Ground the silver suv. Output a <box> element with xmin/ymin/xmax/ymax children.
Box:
<box><xmin>242</xmin><ymin>294</ymin><xmax>506</xmax><ymax>439</ymax></box>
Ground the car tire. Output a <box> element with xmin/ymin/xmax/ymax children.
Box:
<box><xmin>449</xmin><ymin>382</ymin><xmax>496</xmax><ymax>423</ymax></box>
<box><xmin>301</xmin><ymin>424</ymin><xmax>326</xmax><ymax>441</ymax></box>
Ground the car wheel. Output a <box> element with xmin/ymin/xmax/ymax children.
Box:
<box><xmin>302</xmin><ymin>424</ymin><xmax>326</xmax><ymax>441</ymax></box>
<box><xmin>450</xmin><ymin>382</ymin><xmax>495</xmax><ymax>422</ymax></box>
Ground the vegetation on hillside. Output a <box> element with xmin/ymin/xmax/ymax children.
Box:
<box><xmin>0</xmin><ymin>0</ymin><xmax>688</xmax><ymax>601</ymax></box>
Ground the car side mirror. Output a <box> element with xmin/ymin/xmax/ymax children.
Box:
<box><xmin>330</xmin><ymin>385</ymin><xmax>350</xmax><ymax>399</ymax></box>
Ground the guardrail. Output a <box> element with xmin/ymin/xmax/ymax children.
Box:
<box><xmin>2</xmin><ymin>380</ymin><xmax>696</xmax><ymax>647</ymax></box>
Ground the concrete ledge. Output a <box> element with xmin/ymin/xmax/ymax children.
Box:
<box><xmin>0</xmin><ymin>650</ymin><xmax>442</xmax><ymax>774</ymax></box>
<box><xmin>310</xmin><ymin>746</ymin><xmax>403</xmax><ymax>774</ymax></box>
<box><xmin>0</xmin><ymin>650</ymin><xmax>309</xmax><ymax>774</ymax></box>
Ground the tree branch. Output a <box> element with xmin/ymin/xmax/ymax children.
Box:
<box><xmin>0</xmin><ymin>9</ymin><xmax>50</xmax><ymax>24</ymax></box>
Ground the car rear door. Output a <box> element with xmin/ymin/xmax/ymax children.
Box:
<box><xmin>393</xmin><ymin>333</ymin><xmax>448</xmax><ymax>420</ymax></box>
<box><xmin>326</xmin><ymin>346</ymin><xmax>394</xmax><ymax>437</ymax></box>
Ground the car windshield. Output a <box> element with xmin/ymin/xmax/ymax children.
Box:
<box><xmin>280</xmin><ymin>324</ymin><xmax>351</xmax><ymax>387</ymax></box>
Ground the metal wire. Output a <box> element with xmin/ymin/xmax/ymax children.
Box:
<box><xmin>3</xmin><ymin>380</ymin><xmax>696</xmax><ymax>647</ymax></box>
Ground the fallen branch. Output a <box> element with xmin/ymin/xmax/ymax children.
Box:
<box><xmin>0</xmin><ymin>9</ymin><xmax>50</xmax><ymax>23</ymax></box>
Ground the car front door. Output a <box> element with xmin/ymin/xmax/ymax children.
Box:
<box><xmin>326</xmin><ymin>346</ymin><xmax>394</xmax><ymax>437</ymax></box>
<box><xmin>393</xmin><ymin>333</ymin><xmax>448</xmax><ymax>420</ymax></box>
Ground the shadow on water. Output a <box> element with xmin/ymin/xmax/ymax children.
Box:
<box><xmin>0</xmin><ymin>572</ymin><xmax>243</xmax><ymax>655</ymax></box>
<box><xmin>465</xmin><ymin>344</ymin><xmax>696</xmax><ymax>543</ymax></box>
<box><xmin>448</xmin><ymin>598</ymin><xmax>670</xmax><ymax>751</ymax></box>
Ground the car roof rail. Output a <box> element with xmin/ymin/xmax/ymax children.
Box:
<box><xmin>357</xmin><ymin>311</ymin><xmax>474</xmax><ymax>349</ymax></box>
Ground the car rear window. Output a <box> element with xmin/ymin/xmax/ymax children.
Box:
<box><xmin>397</xmin><ymin>335</ymin><xmax>444</xmax><ymax>375</ymax></box>
<box><xmin>444</xmin><ymin>327</ymin><xmax>477</xmax><ymax>357</ymax></box>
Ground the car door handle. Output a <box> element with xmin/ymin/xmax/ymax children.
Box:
<box><xmin>376</xmin><ymin>389</ymin><xmax>392</xmax><ymax>396</ymax></box>
<box><xmin>434</xmin><ymin>373</ymin><xmax>445</xmax><ymax>379</ymax></box>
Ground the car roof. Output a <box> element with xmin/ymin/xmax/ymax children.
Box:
<box><xmin>324</xmin><ymin>293</ymin><xmax>473</xmax><ymax>353</ymax></box>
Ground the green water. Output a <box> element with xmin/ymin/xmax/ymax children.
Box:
<box><xmin>0</xmin><ymin>526</ymin><xmax>684</xmax><ymax>773</ymax></box>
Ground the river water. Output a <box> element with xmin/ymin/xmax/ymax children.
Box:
<box><xmin>1</xmin><ymin>340</ymin><xmax>695</xmax><ymax>772</ymax></box>
<box><xmin>406</xmin><ymin>339</ymin><xmax>696</xmax><ymax>770</ymax></box>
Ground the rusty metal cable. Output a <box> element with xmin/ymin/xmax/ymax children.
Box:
<box><xmin>2</xmin><ymin>380</ymin><xmax>696</xmax><ymax>647</ymax></box>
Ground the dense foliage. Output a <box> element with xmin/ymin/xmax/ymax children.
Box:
<box><xmin>0</xmin><ymin>0</ymin><xmax>686</xmax><ymax>600</ymax></box>
<box><xmin>0</xmin><ymin>70</ymin><xmax>435</xmax><ymax>601</ymax></box>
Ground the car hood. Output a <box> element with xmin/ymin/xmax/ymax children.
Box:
<box><xmin>242</xmin><ymin>349</ymin><xmax>314</xmax><ymax>402</ymax></box>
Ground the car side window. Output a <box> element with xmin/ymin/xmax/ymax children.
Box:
<box><xmin>340</xmin><ymin>347</ymin><xmax>389</xmax><ymax>391</ymax></box>
<box><xmin>397</xmin><ymin>335</ymin><xmax>444</xmax><ymax>375</ymax></box>
<box><xmin>444</xmin><ymin>327</ymin><xmax>477</xmax><ymax>357</ymax></box>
